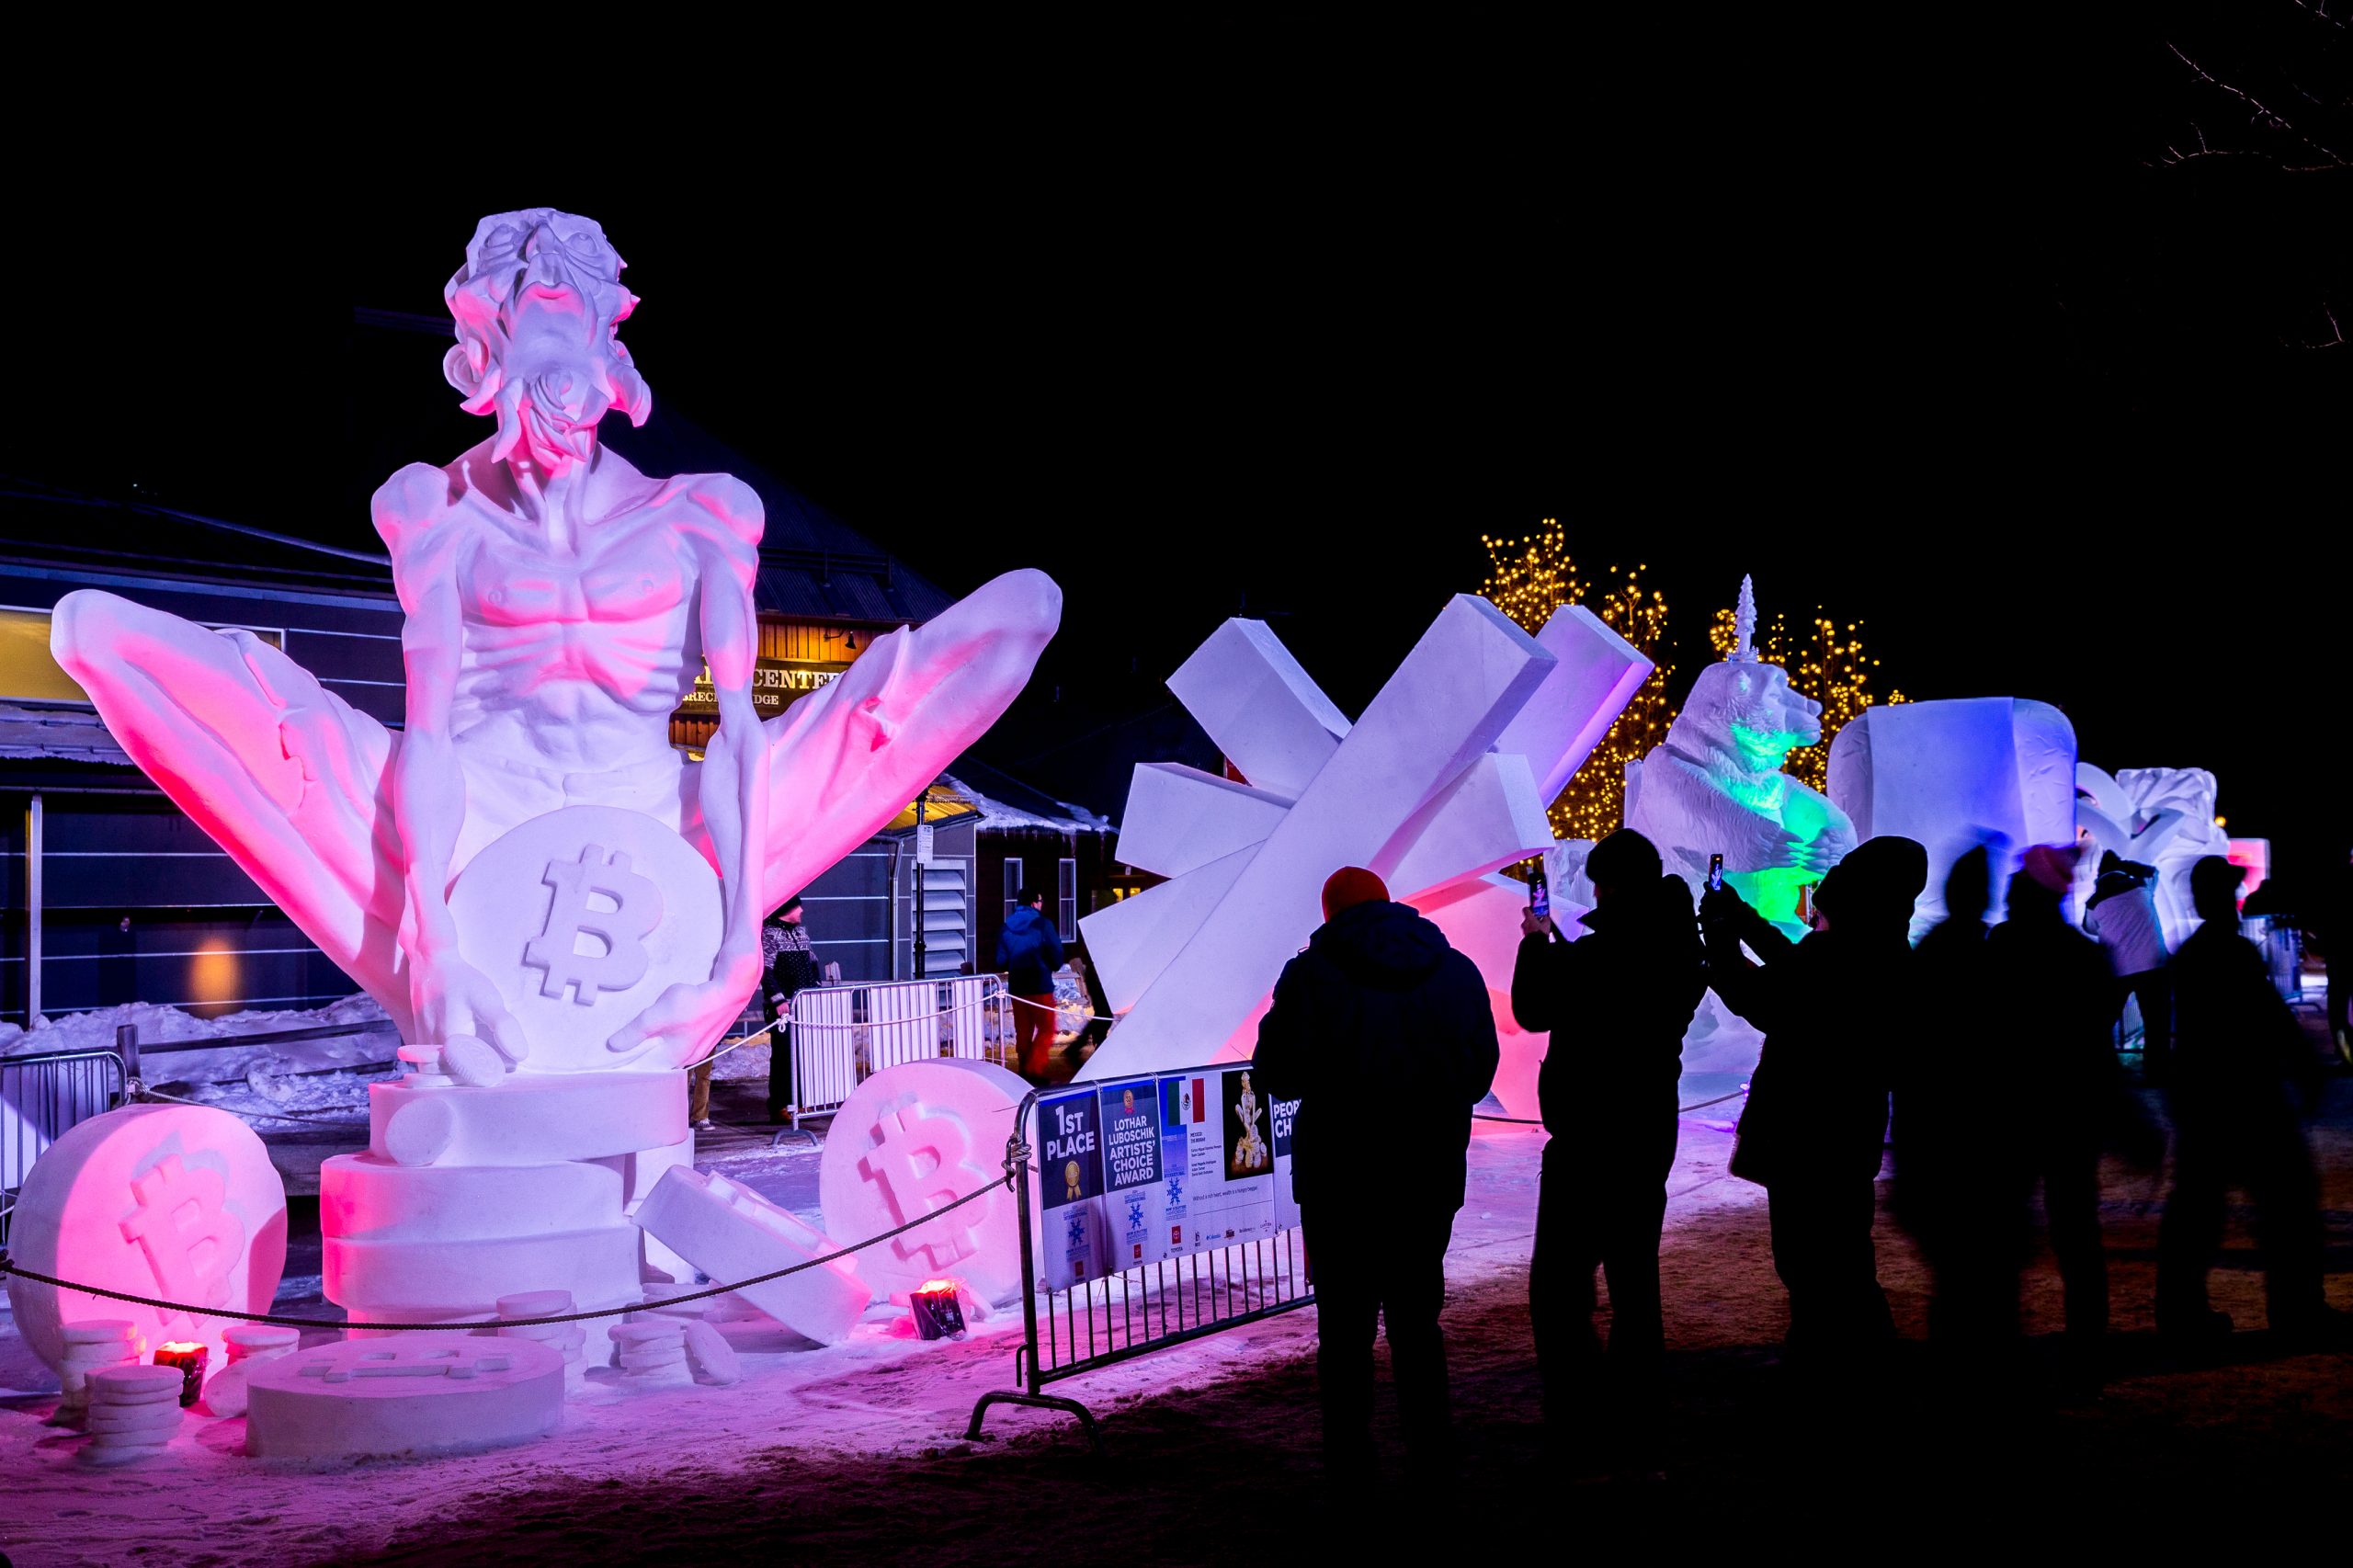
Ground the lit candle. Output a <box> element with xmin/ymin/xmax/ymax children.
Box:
<box><xmin>909</xmin><ymin>1280</ymin><xmax>967</xmax><ymax>1342</ymax></box>
<box><xmin>154</xmin><ymin>1342</ymin><xmax>209</xmax><ymax>1407</ymax></box>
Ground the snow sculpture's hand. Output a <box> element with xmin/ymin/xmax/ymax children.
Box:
<box><xmin>414</xmin><ymin>954</ymin><xmax>528</xmax><ymax>1069</ymax></box>
<box><xmin>607</xmin><ymin>953</ymin><xmax>760</xmax><ymax>1068</ymax></box>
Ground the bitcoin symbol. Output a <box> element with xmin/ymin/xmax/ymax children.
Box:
<box><xmin>522</xmin><ymin>844</ymin><xmax>664</xmax><ymax>1005</ymax></box>
<box><xmin>862</xmin><ymin>1105</ymin><xmax>987</xmax><ymax>1271</ymax></box>
<box><xmin>119</xmin><ymin>1155</ymin><xmax>246</xmax><ymax>1333</ymax></box>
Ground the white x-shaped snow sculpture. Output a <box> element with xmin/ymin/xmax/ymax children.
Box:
<box><xmin>1074</xmin><ymin>596</ymin><xmax>1651</xmax><ymax>1083</ymax></box>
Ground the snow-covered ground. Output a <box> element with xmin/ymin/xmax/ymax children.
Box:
<box><xmin>0</xmin><ymin>1112</ymin><xmax>1756</xmax><ymax>1566</ymax></box>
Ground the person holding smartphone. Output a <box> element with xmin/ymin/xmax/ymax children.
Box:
<box><xmin>1509</xmin><ymin>830</ymin><xmax>1706</xmax><ymax>1460</ymax></box>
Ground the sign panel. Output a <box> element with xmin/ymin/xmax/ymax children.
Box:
<box><xmin>675</xmin><ymin>656</ymin><xmax>853</xmax><ymax>723</ymax></box>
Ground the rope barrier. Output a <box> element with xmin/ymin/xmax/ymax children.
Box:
<box><xmin>0</xmin><ymin>1160</ymin><xmax>1017</xmax><ymax>1334</ymax></box>
<box><xmin>1471</xmin><ymin>1086</ymin><xmax>1747</xmax><ymax>1126</ymax></box>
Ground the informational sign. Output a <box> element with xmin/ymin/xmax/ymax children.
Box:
<box><xmin>1161</xmin><ymin>1067</ymin><xmax>1279</xmax><ymax>1256</ymax></box>
<box><xmin>1268</xmin><ymin>1092</ymin><xmax>1302</xmax><ymax>1233</ymax></box>
<box><xmin>675</xmin><ymin>656</ymin><xmax>852</xmax><ymax>723</ymax></box>
<box><xmin>1097</xmin><ymin>1079</ymin><xmax>1170</xmax><ymax>1270</ymax></box>
<box><xmin>915</xmin><ymin>823</ymin><xmax>936</xmax><ymax>866</ymax></box>
<box><xmin>1038</xmin><ymin>1087</ymin><xmax>1106</xmax><ymax>1289</ymax></box>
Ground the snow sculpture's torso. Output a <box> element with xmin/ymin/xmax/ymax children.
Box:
<box><xmin>2114</xmin><ymin>766</ymin><xmax>2230</xmax><ymax>947</ymax></box>
<box><xmin>1624</xmin><ymin>656</ymin><xmax>1855</xmax><ymax>934</ymax></box>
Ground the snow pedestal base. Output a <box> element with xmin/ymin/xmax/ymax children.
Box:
<box><xmin>321</xmin><ymin>1069</ymin><xmax>690</xmax><ymax>1324</ymax></box>
<box><xmin>245</xmin><ymin>1334</ymin><xmax>564</xmax><ymax>1460</ymax></box>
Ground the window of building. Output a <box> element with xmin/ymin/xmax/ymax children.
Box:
<box><xmin>1003</xmin><ymin>858</ymin><xmax>1024</xmax><ymax>920</ymax></box>
<box><xmin>1059</xmin><ymin>858</ymin><xmax>1078</xmax><ymax>939</ymax></box>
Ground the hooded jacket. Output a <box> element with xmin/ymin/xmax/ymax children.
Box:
<box><xmin>1509</xmin><ymin>873</ymin><xmax>1706</xmax><ymax>1135</ymax></box>
<box><xmin>1253</xmin><ymin>899</ymin><xmax>1500</xmax><ymax>1211</ymax></box>
<box><xmin>995</xmin><ymin>904</ymin><xmax>1063</xmax><ymax>994</ymax></box>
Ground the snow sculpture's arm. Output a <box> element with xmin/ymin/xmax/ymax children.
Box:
<box><xmin>1779</xmin><ymin>780</ymin><xmax>1857</xmax><ymax>877</ymax></box>
<box><xmin>609</xmin><ymin>506</ymin><xmax>769</xmax><ymax>1065</ymax></box>
<box><xmin>376</xmin><ymin>472</ymin><xmax>525</xmax><ymax>1062</ymax></box>
<box><xmin>749</xmin><ymin>569</ymin><xmax>1063</xmax><ymax>910</ymax></box>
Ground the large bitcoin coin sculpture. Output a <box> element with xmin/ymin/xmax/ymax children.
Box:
<box><xmin>448</xmin><ymin>806</ymin><xmax>724</xmax><ymax>1074</ymax></box>
<box><xmin>818</xmin><ymin>1061</ymin><xmax>1031</xmax><ymax>1304</ymax></box>
<box><xmin>6</xmin><ymin>1104</ymin><xmax>288</xmax><ymax>1375</ymax></box>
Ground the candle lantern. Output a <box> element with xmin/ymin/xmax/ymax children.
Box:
<box><xmin>153</xmin><ymin>1342</ymin><xmax>209</xmax><ymax>1407</ymax></box>
<box><xmin>909</xmin><ymin>1279</ymin><xmax>967</xmax><ymax>1342</ymax></box>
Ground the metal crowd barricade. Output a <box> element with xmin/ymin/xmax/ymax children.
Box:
<box><xmin>789</xmin><ymin>972</ymin><xmax>1007</xmax><ymax>1123</ymax></box>
<box><xmin>967</xmin><ymin>1067</ymin><xmax>1314</xmax><ymax>1452</ymax></box>
<box><xmin>2</xmin><ymin>1047</ymin><xmax>129</xmax><ymax>1247</ymax></box>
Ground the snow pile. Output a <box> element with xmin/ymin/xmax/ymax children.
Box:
<box><xmin>3</xmin><ymin>995</ymin><xmax>398</xmax><ymax>1126</ymax></box>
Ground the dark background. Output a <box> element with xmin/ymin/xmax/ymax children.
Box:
<box><xmin>5</xmin><ymin>13</ymin><xmax>2345</xmax><ymax>902</ymax></box>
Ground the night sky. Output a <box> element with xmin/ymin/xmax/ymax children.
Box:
<box><xmin>6</xmin><ymin>15</ymin><xmax>2346</xmax><ymax>900</ymax></box>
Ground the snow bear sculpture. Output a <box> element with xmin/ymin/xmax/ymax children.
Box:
<box><xmin>1623</xmin><ymin>582</ymin><xmax>1855</xmax><ymax>934</ymax></box>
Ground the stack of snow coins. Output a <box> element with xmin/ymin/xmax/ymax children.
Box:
<box><xmin>79</xmin><ymin>1364</ymin><xmax>186</xmax><ymax>1465</ymax></box>
<box><xmin>631</xmin><ymin>1294</ymin><xmax>737</xmax><ymax>1386</ymax></box>
<box><xmin>51</xmin><ymin>1320</ymin><xmax>142</xmax><ymax>1427</ymax></box>
<box><xmin>199</xmin><ymin>1324</ymin><xmax>302</xmax><ymax>1418</ymax></box>
<box><xmin>607</xmin><ymin>1320</ymin><xmax>688</xmax><ymax>1381</ymax></box>
<box><xmin>497</xmin><ymin>1290</ymin><xmax>588</xmax><ymax>1368</ymax></box>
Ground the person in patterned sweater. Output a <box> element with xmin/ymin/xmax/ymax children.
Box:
<box><xmin>765</xmin><ymin>894</ymin><xmax>822</xmax><ymax>1123</ymax></box>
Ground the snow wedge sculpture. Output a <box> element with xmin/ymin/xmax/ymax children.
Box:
<box><xmin>1624</xmin><ymin>575</ymin><xmax>1857</xmax><ymax>935</ymax></box>
<box><xmin>1826</xmin><ymin>696</ymin><xmax>2078</xmax><ymax>935</ymax></box>
<box><xmin>50</xmin><ymin>209</ymin><xmax>1061</xmax><ymax>1336</ymax></box>
<box><xmin>1076</xmin><ymin>597</ymin><xmax>1649</xmax><ymax>1084</ymax></box>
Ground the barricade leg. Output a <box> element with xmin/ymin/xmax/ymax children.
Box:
<box><xmin>965</xmin><ymin>1389</ymin><xmax>1106</xmax><ymax>1454</ymax></box>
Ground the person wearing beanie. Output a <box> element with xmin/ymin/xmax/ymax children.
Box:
<box><xmin>1701</xmin><ymin>835</ymin><xmax>1927</xmax><ymax>1368</ymax></box>
<box><xmin>1985</xmin><ymin>844</ymin><xmax>2158</xmax><ymax>1384</ymax></box>
<box><xmin>997</xmin><ymin>886</ymin><xmax>1067</xmax><ymax>1078</ymax></box>
<box><xmin>761</xmin><ymin>894</ymin><xmax>821</xmax><ymax>1126</ymax></box>
<box><xmin>1507</xmin><ymin>828</ymin><xmax>1705</xmax><ymax>1450</ymax></box>
<box><xmin>2156</xmin><ymin>856</ymin><xmax>2341</xmax><ymax>1346</ymax></box>
<box><xmin>1254</xmin><ymin>865</ymin><xmax>1499</xmax><ymax>1482</ymax></box>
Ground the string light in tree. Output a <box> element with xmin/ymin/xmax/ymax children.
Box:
<box><xmin>1478</xmin><ymin>518</ymin><xmax>1676</xmax><ymax>842</ymax></box>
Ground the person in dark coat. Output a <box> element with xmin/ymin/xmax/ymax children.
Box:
<box><xmin>1893</xmin><ymin>843</ymin><xmax>2025</xmax><ymax>1350</ymax></box>
<box><xmin>1703</xmin><ymin>835</ymin><xmax>1927</xmax><ymax>1364</ymax></box>
<box><xmin>1254</xmin><ymin>866</ymin><xmax>1500</xmax><ymax>1477</ymax></box>
<box><xmin>762</xmin><ymin>895</ymin><xmax>822</xmax><ymax>1124</ymax></box>
<box><xmin>1508</xmin><ymin>829</ymin><xmax>1705</xmax><ymax>1427</ymax></box>
<box><xmin>1987</xmin><ymin>844</ymin><xmax>2147</xmax><ymax>1371</ymax></box>
<box><xmin>996</xmin><ymin>889</ymin><xmax>1065</xmax><ymax>1078</ymax></box>
<box><xmin>2155</xmin><ymin>856</ymin><xmax>2342</xmax><ymax>1346</ymax></box>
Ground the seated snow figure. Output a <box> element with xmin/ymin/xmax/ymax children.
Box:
<box><xmin>51</xmin><ymin>209</ymin><xmax>1061</xmax><ymax>1077</ymax></box>
<box><xmin>1623</xmin><ymin>580</ymin><xmax>1855</xmax><ymax>935</ymax></box>
<box><xmin>1231</xmin><ymin>1072</ymin><xmax>1269</xmax><ymax>1174</ymax></box>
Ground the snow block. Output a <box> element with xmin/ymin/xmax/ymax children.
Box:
<box><xmin>1114</xmin><ymin>764</ymin><xmax>1292</xmax><ymax>880</ymax></box>
<box><xmin>324</xmin><ymin>1223</ymin><xmax>643</xmax><ymax>1318</ymax></box>
<box><xmin>634</xmin><ymin>1167</ymin><xmax>868</xmax><ymax>1346</ymax></box>
<box><xmin>1166</xmin><ymin>619</ymin><xmax>1350</xmax><ymax>800</ymax></box>
<box><xmin>321</xmin><ymin>1153</ymin><xmax>626</xmax><ymax>1244</ymax></box>
<box><xmin>1492</xmin><ymin>604</ymin><xmax>1653</xmax><ymax>802</ymax></box>
<box><xmin>368</xmin><ymin>1070</ymin><xmax>686</xmax><ymax>1168</ymax></box>
<box><xmin>1827</xmin><ymin>696</ymin><xmax>2077</xmax><ymax>932</ymax></box>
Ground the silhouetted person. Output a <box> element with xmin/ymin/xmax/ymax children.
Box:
<box><xmin>1509</xmin><ymin>829</ymin><xmax>1705</xmax><ymax>1437</ymax></box>
<box><xmin>997</xmin><ymin>887</ymin><xmax>1064</xmax><ymax>1078</ymax></box>
<box><xmin>1989</xmin><ymin>845</ymin><xmax>2148</xmax><ymax>1375</ymax></box>
<box><xmin>1894</xmin><ymin>844</ymin><xmax>2025</xmax><ymax>1350</ymax></box>
<box><xmin>2326</xmin><ymin>846</ymin><xmax>2353</xmax><ymax>1066</ymax></box>
<box><xmin>2085</xmin><ymin>850</ymin><xmax>2172</xmax><ymax>1077</ymax></box>
<box><xmin>1255</xmin><ymin>866</ymin><xmax>1499</xmax><ymax>1480</ymax></box>
<box><xmin>1704</xmin><ymin>836</ymin><xmax>1927</xmax><ymax>1365</ymax></box>
<box><xmin>2155</xmin><ymin>856</ymin><xmax>2340</xmax><ymax>1346</ymax></box>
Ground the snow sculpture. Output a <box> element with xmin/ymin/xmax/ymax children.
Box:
<box><xmin>817</xmin><ymin>1060</ymin><xmax>1031</xmax><ymax>1304</ymax></box>
<box><xmin>50</xmin><ymin>1319</ymin><xmax>143</xmax><ymax>1427</ymax></box>
<box><xmin>635</xmin><ymin>1166</ymin><xmax>868</xmax><ymax>1345</ymax></box>
<box><xmin>1826</xmin><ymin>697</ymin><xmax>2077</xmax><ymax>934</ymax></box>
<box><xmin>49</xmin><ymin>209</ymin><xmax>1059</xmax><ymax>1330</ymax></box>
<box><xmin>5</xmin><ymin>1104</ymin><xmax>287</xmax><ymax>1378</ymax></box>
<box><xmin>1077</xmin><ymin>599</ymin><xmax>1650</xmax><ymax>1083</ymax></box>
<box><xmin>244</xmin><ymin>1334</ymin><xmax>566</xmax><ymax>1460</ymax></box>
<box><xmin>1409</xmin><ymin>876</ymin><xmax>1546</xmax><ymax>1126</ymax></box>
<box><xmin>1623</xmin><ymin>577</ymin><xmax>1856</xmax><ymax>935</ymax></box>
<box><xmin>78</xmin><ymin>1364</ymin><xmax>188</xmax><ymax>1466</ymax></box>
<box><xmin>2111</xmin><ymin>767</ymin><xmax>2230</xmax><ymax>946</ymax></box>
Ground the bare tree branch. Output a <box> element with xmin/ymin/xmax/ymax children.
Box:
<box><xmin>2165</xmin><ymin>41</ymin><xmax>2349</xmax><ymax>168</ymax></box>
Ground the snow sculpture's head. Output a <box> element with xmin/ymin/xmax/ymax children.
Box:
<box><xmin>1669</xmin><ymin>659</ymin><xmax>1824</xmax><ymax>775</ymax></box>
<box><xmin>442</xmin><ymin>209</ymin><xmax>652</xmax><ymax>473</ymax></box>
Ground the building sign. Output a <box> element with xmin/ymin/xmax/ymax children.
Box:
<box><xmin>675</xmin><ymin>657</ymin><xmax>853</xmax><ymax>723</ymax></box>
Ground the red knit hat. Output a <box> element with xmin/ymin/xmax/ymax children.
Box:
<box><xmin>1321</xmin><ymin>866</ymin><xmax>1390</xmax><ymax>922</ymax></box>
